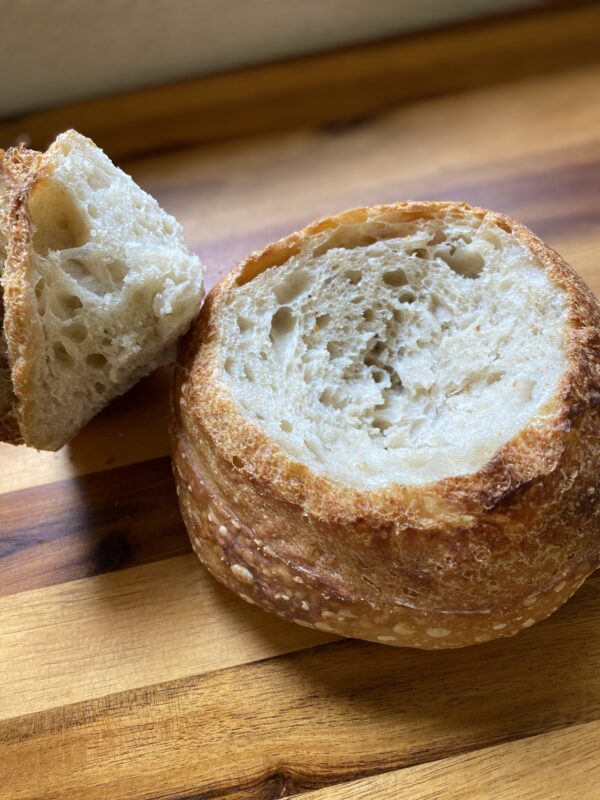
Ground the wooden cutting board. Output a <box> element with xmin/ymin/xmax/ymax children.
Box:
<box><xmin>1</xmin><ymin>10</ymin><xmax>600</xmax><ymax>799</ymax></box>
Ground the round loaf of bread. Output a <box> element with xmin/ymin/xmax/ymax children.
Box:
<box><xmin>172</xmin><ymin>202</ymin><xmax>600</xmax><ymax>648</ymax></box>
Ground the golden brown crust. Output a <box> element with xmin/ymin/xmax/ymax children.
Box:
<box><xmin>0</xmin><ymin>153</ymin><xmax>20</xmax><ymax>443</ymax></box>
<box><xmin>2</xmin><ymin>151</ymin><xmax>49</xmax><ymax>448</ymax></box>
<box><xmin>172</xmin><ymin>201</ymin><xmax>600</xmax><ymax>648</ymax></box>
<box><xmin>0</xmin><ymin>146</ymin><xmax>39</xmax><ymax>445</ymax></box>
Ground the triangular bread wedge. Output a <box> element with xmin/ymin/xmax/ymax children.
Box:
<box><xmin>1</xmin><ymin>130</ymin><xmax>204</xmax><ymax>450</ymax></box>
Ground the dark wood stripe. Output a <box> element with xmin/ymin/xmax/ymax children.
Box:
<box><xmin>0</xmin><ymin>456</ymin><xmax>191</xmax><ymax>597</ymax></box>
<box><xmin>1</xmin><ymin>571</ymin><xmax>599</xmax><ymax>799</ymax></box>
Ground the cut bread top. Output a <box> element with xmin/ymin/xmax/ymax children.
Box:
<box><xmin>211</xmin><ymin>204</ymin><xmax>567</xmax><ymax>488</ymax></box>
<box><xmin>2</xmin><ymin>131</ymin><xmax>205</xmax><ymax>450</ymax></box>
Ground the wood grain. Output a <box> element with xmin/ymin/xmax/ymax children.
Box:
<box><xmin>0</xmin><ymin>456</ymin><xmax>190</xmax><ymax>598</ymax></box>
<box><xmin>0</xmin><ymin>3</ymin><xmax>598</xmax><ymax>160</ymax></box>
<box><xmin>1</xmin><ymin>573</ymin><xmax>599</xmax><ymax>799</ymax></box>
<box><xmin>131</xmin><ymin>68</ymin><xmax>600</xmax><ymax>278</ymax></box>
<box><xmin>0</xmin><ymin>554</ymin><xmax>333</xmax><ymax>720</ymax></box>
<box><xmin>1</xmin><ymin>8</ymin><xmax>600</xmax><ymax>799</ymax></box>
<box><xmin>301</xmin><ymin>721</ymin><xmax>600</xmax><ymax>799</ymax></box>
<box><xmin>0</xmin><ymin>367</ymin><xmax>172</xmax><ymax>495</ymax></box>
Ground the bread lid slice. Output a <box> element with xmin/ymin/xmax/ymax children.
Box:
<box><xmin>173</xmin><ymin>201</ymin><xmax>600</xmax><ymax>648</ymax></box>
<box><xmin>1</xmin><ymin>130</ymin><xmax>205</xmax><ymax>450</ymax></box>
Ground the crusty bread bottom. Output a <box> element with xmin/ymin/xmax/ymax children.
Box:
<box><xmin>173</xmin><ymin>426</ymin><xmax>596</xmax><ymax>649</ymax></box>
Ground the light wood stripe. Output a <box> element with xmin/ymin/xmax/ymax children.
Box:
<box><xmin>0</xmin><ymin>553</ymin><xmax>334</xmax><ymax>720</ymax></box>
<box><xmin>302</xmin><ymin>721</ymin><xmax>600</xmax><ymax>799</ymax></box>
<box><xmin>1</xmin><ymin>573</ymin><xmax>598</xmax><ymax>799</ymax></box>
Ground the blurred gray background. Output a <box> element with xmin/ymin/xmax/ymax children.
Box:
<box><xmin>1</xmin><ymin>0</ymin><xmax>551</xmax><ymax>118</ymax></box>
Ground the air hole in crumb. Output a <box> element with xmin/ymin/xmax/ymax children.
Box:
<box><xmin>53</xmin><ymin>342</ymin><xmax>73</xmax><ymax>366</ymax></box>
<box><xmin>64</xmin><ymin>258</ymin><xmax>87</xmax><ymax>281</ymax></box>
<box><xmin>224</xmin><ymin>357</ymin><xmax>234</xmax><ymax>374</ymax></box>
<box><xmin>65</xmin><ymin>257</ymin><xmax>126</xmax><ymax>294</ymax></box>
<box><xmin>320</xmin><ymin>389</ymin><xmax>332</xmax><ymax>405</ymax></box>
<box><xmin>243</xmin><ymin>364</ymin><xmax>255</xmax><ymax>382</ymax></box>
<box><xmin>259</xmin><ymin>351</ymin><xmax>267</xmax><ymax>361</ymax></box>
<box><xmin>63</xmin><ymin>322</ymin><xmax>88</xmax><ymax>343</ymax></box>
<box><xmin>315</xmin><ymin>314</ymin><xmax>330</xmax><ymax>330</ymax></box>
<box><xmin>232</xmin><ymin>456</ymin><xmax>243</xmax><ymax>469</ymax></box>
<box><xmin>398</xmin><ymin>290</ymin><xmax>417</xmax><ymax>304</ymax></box>
<box><xmin>363</xmin><ymin>308</ymin><xmax>375</xmax><ymax>322</ymax></box>
<box><xmin>65</xmin><ymin>294</ymin><xmax>83</xmax><ymax>310</ymax></box>
<box><xmin>86</xmin><ymin>353</ymin><xmax>107</xmax><ymax>369</ymax></box>
<box><xmin>274</xmin><ymin>270</ymin><xmax>311</xmax><ymax>304</ymax></box>
<box><xmin>409</xmin><ymin>248</ymin><xmax>427</xmax><ymax>258</ymax></box>
<box><xmin>345</xmin><ymin>269</ymin><xmax>362</xmax><ymax>285</ymax></box>
<box><xmin>327</xmin><ymin>340</ymin><xmax>344</xmax><ymax>359</ymax></box>
<box><xmin>436</xmin><ymin>247</ymin><xmax>484</xmax><ymax>279</ymax></box>
<box><xmin>372</xmin><ymin>415</ymin><xmax>392</xmax><ymax>433</ymax></box>
<box><xmin>280</xmin><ymin>419</ymin><xmax>293</xmax><ymax>433</ymax></box>
<box><xmin>87</xmin><ymin>204</ymin><xmax>99</xmax><ymax>219</ymax></box>
<box><xmin>132</xmin><ymin>288</ymin><xmax>151</xmax><ymax>305</ymax></box>
<box><xmin>237</xmin><ymin>316</ymin><xmax>253</xmax><ymax>333</ymax></box>
<box><xmin>55</xmin><ymin>293</ymin><xmax>83</xmax><ymax>320</ymax></box>
<box><xmin>107</xmin><ymin>259</ymin><xmax>127</xmax><ymax>284</ymax></box>
<box><xmin>95</xmin><ymin>382</ymin><xmax>106</xmax><ymax>394</ymax></box>
<box><xmin>382</xmin><ymin>268</ymin><xmax>408</xmax><ymax>287</ymax></box>
<box><xmin>162</xmin><ymin>220</ymin><xmax>175</xmax><ymax>236</ymax></box>
<box><xmin>364</xmin><ymin>340</ymin><xmax>383</xmax><ymax>367</ymax></box>
<box><xmin>86</xmin><ymin>170</ymin><xmax>111</xmax><ymax>190</ymax></box>
<box><xmin>487</xmin><ymin>372</ymin><xmax>502</xmax><ymax>385</ymax></box>
<box><xmin>29</xmin><ymin>179</ymin><xmax>89</xmax><ymax>255</ymax></box>
<box><xmin>393</xmin><ymin>308</ymin><xmax>403</xmax><ymax>322</ymax></box>
<box><xmin>429</xmin><ymin>229</ymin><xmax>446</xmax><ymax>245</ymax></box>
<box><xmin>270</xmin><ymin>306</ymin><xmax>295</xmax><ymax>340</ymax></box>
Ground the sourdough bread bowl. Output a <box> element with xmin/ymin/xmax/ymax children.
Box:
<box><xmin>172</xmin><ymin>201</ymin><xmax>600</xmax><ymax>649</ymax></box>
